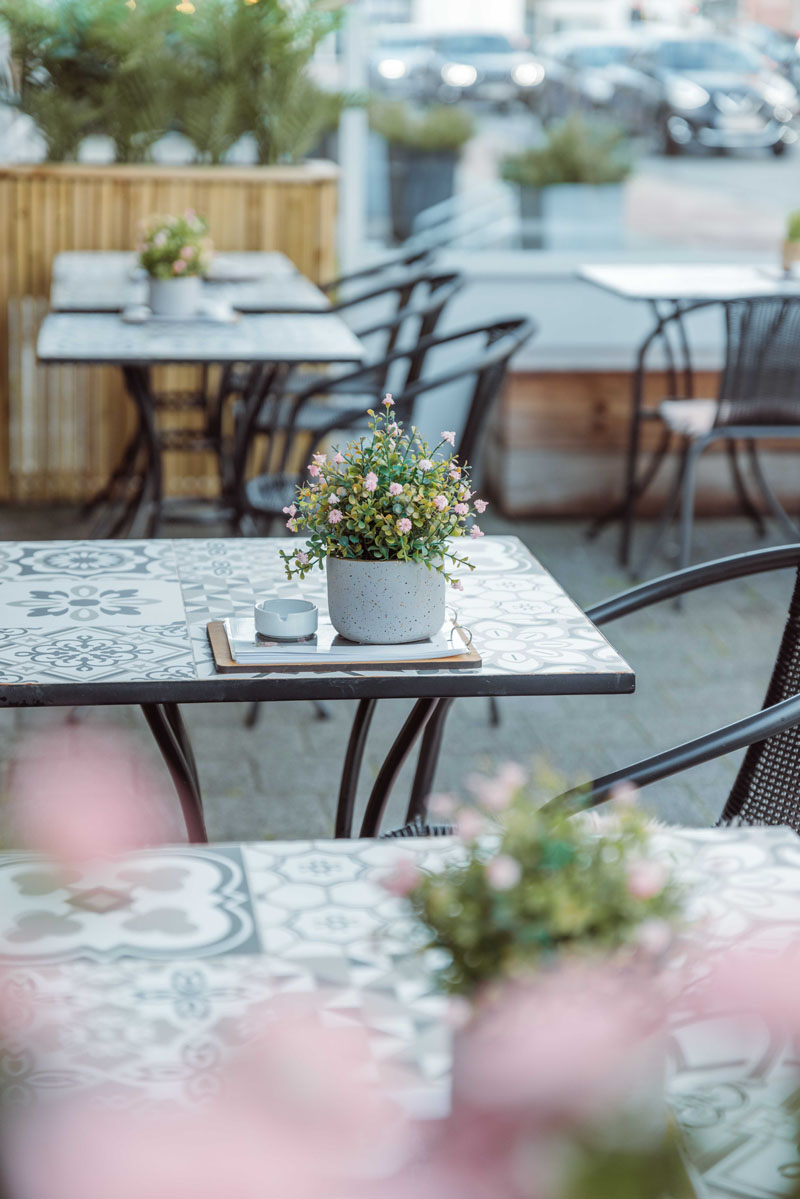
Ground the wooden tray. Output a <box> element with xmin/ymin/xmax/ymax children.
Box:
<box><xmin>207</xmin><ymin>621</ymin><xmax>481</xmax><ymax>674</ymax></box>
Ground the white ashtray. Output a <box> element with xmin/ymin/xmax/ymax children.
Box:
<box><xmin>254</xmin><ymin>598</ymin><xmax>318</xmax><ymax>641</ymax></box>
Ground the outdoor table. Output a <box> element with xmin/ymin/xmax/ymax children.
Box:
<box><xmin>50</xmin><ymin>250</ymin><xmax>332</xmax><ymax>314</ymax></box>
<box><xmin>0</xmin><ymin>822</ymin><xmax>797</xmax><ymax>1197</ymax></box>
<box><xmin>36</xmin><ymin>311</ymin><xmax>364</xmax><ymax>537</ymax></box>
<box><xmin>579</xmin><ymin>263</ymin><xmax>800</xmax><ymax>567</ymax></box>
<box><xmin>0</xmin><ymin>535</ymin><xmax>634</xmax><ymax>840</ymax></box>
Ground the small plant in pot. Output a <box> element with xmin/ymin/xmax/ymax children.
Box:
<box><xmin>137</xmin><ymin>211</ymin><xmax>213</xmax><ymax>318</ymax></box>
<box><xmin>280</xmin><ymin>397</ymin><xmax>488</xmax><ymax>644</ymax></box>
<box><xmin>783</xmin><ymin>210</ymin><xmax>800</xmax><ymax>274</ymax></box>
<box><xmin>500</xmin><ymin>115</ymin><xmax>631</xmax><ymax>250</ymax></box>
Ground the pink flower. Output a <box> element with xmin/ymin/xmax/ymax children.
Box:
<box><xmin>389</xmin><ymin>482</ymin><xmax>403</xmax><ymax>496</ymax></box>
<box><xmin>633</xmin><ymin>918</ymin><xmax>673</xmax><ymax>957</ymax></box>
<box><xmin>454</xmin><ymin>502</ymin><xmax>469</xmax><ymax>516</ymax></box>
<box><xmin>470</xmin><ymin>524</ymin><xmax>484</xmax><ymax>539</ymax></box>
<box><xmin>172</xmin><ymin>259</ymin><xmax>187</xmax><ymax>274</ymax></box>
<box><xmin>626</xmin><ymin>859</ymin><xmax>667</xmax><ymax>900</ymax></box>
<box><xmin>307</xmin><ymin>463</ymin><xmax>321</xmax><ymax>478</ymax></box>
<box><xmin>433</xmin><ymin>495</ymin><xmax>448</xmax><ymax>512</ymax></box>
<box><xmin>364</xmin><ymin>472</ymin><xmax>378</xmax><ymax>492</ymax></box>
<box><xmin>611</xmin><ymin>781</ymin><xmax>639</xmax><ymax>809</ymax></box>
<box><xmin>383</xmin><ymin>393</ymin><xmax>394</xmax><ymax>408</ymax></box>
<box><xmin>418</xmin><ymin>459</ymin><xmax>434</xmax><ymax>471</ymax></box>
<box><xmin>441</xmin><ymin>430</ymin><xmax>456</xmax><ymax>446</ymax></box>
<box><xmin>428</xmin><ymin>792</ymin><xmax>457</xmax><ymax>818</ymax></box>
<box><xmin>333</xmin><ymin>451</ymin><xmax>345</xmax><ymax>464</ymax></box>
<box><xmin>312</xmin><ymin>452</ymin><xmax>327</xmax><ymax>466</ymax></box>
<box><xmin>449</xmin><ymin>465</ymin><xmax>461</xmax><ymax>480</ymax></box>
<box><xmin>179</xmin><ymin>245</ymin><xmax>195</xmax><ymax>260</ymax></box>
<box><xmin>455</xmin><ymin>807</ymin><xmax>484</xmax><ymax>842</ymax></box>
<box><xmin>467</xmin><ymin>763</ymin><xmax>525</xmax><ymax>812</ymax></box>
<box><xmin>474</xmin><ymin>498</ymin><xmax>488</xmax><ymax>513</ymax></box>
<box><xmin>451</xmin><ymin>579</ymin><xmax>464</xmax><ymax>591</ymax></box>
<box><xmin>380</xmin><ymin>853</ymin><xmax>419</xmax><ymax>897</ymax></box>
<box><xmin>296</xmin><ymin>550</ymin><xmax>309</xmax><ymax>565</ymax></box>
<box><xmin>286</xmin><ymin>518</ymin><xmax>297</xmax><ymax>532</ymax></box>
<box><xmin>328</xmin><ymin>509</ymin><xmax>343</xmax><ymax>524</ymax></box>
<box><xmin>282</xmin><ymin>503</ymin><xmax>296</xmax><ymax>517</ymax></box>
<box><xmin>397</xmin><ymin>517</ymin><xmax>412</xmax><ymax>535</ymax></box>
<box><xmin>486</xmin><ymin>854</ymin><xmax>522</xmax><ymax>891</ymax></box>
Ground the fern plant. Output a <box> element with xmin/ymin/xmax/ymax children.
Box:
<box><xmin>500</xmin><ymin>114</ymin><xmax>632</xmax><ymax>188</ymax></box>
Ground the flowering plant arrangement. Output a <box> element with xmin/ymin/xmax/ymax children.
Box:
<box><xmin>280</xmin><ymin>396</ymin><xmax>488</xmax><ymax>588</ymax></box>
<box><xmin>386</xmin><ymin>766</ymin><xmax>683</xmax><ymax>997</ymax></box>
<box><xmin>136</xmin><ymin>210</ymin><xmax>212</xmax><ymax>279</ymax></box>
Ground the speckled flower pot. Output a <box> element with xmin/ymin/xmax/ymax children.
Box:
<box><xmin>326</xmin><ymin>557</ymin><xmax>445</xmax><ymax>644</ymax></box>
<box><xmin>148</xmin><ymin>274</ymin><xmax>201</xmax><ymax>318</ymax></box>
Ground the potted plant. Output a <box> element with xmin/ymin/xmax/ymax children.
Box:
<box><xmin>783</xmin><ymin>210</ymin><xmax>800</xmax><ymax>274</ymax></box>
<box><xmin>370</xmin><ymin>101</ymin><xmax>474</xmax><ymax>243</ymax></box>
<box><xmin>385</xmin><ymin>768</ymin><xmax>682</xmax><ymax>998</ymax></box>
<box><xmin>500</xmin><ymin>114</ymin><xmax>632</xmax><ymax>251</ymax></box>
<box><xmin>137</xmin><ymin>211</ymin><xmax>213</xmax><ymax>318</ymax></box>
<box><xmin>280</xmin><ymin>397</ymin><xmax>488</xmax><ymax>644</ymax></box>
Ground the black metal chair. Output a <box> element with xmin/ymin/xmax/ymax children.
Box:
<box><xmin>540</xmin><ymin>544</ymin><xmax>800</xmax><ymax>827</ymax></box>
<box><xmin>626</xmin><ymin>297</ymin><xmax>800</xmax><ymax>577</ymax></box>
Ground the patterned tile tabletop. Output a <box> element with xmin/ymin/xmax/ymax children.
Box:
<box><xmin>0</xmin><ymin>536</ymin><xmax>634</xmax><ymax>702</ymax></box>
<box><xmin>37</xmin><ymin>311</ymin><xmax>362</xmax><ymax>366</ymax></box>
<box><xmin>1</xmin><ymin>825</ymin><xmax>800</xmax><ymax>1198</ymax></box>
<box><xmin>50</xmin><ymin>251</ymin><xmax>330</xmax><ymax>314</ymax></box>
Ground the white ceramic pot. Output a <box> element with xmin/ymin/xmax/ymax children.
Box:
<box><xmin>326</xmin><ymin>557</ymin><xmax>445</xmax><ymax>644</ymax></box>
<box><xmin>148</xmin><ymin>274</ymin><xmax>202</xmax><ymax>318</ymax></box>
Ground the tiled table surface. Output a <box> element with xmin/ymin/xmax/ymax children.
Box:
<box><xmin>0</xmin><ymin>536</ymin><xmax>634</xmax><ymax>703</ymax></box>
<box><xmin>50</xmin><ymin>250</ymin><xmax>331</xmax><ymax>314</ymax></box>
<box><xmin>1</xmin><ymin>825</ymin><xmax>800</xmax><ymax>1197</ymax></box>
<box><xmin>579</xmin><ymin>263</ymin><xmax>800</xmax><ymax>302</ymax></box>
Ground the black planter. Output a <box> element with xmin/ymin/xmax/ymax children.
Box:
<box><xmin>387</xmin><ymin>145</ymin><xmax>457</xmax><ymax>243</ymax></box>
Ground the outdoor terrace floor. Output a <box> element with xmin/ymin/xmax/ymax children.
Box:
<box><xmin>0</xmin><ymin>506</ymin><xmax>791</xmax><ymax>839</ymax></box>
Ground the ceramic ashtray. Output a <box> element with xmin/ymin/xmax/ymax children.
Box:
<box><xmin>254</xmin><ymin>598</ymin><xmax>318</xmax><ymax>641</ymax></box>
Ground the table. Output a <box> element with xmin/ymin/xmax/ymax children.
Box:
<box><xmin>36</xmin><ymin>310</ymin><xmax>364</xmax><ymax>537</ymax></box>
<box><xmin>50</xmin><ymin>251</ymin><xmax>331</xmax><ymax>314</ymax></box>
<box><xmin>0</xmin><ymin>824</ymin><xmax>798</xmax><ymax>1196</ymax></box>
<box><xmin>579</xmin><ymin>263</ymin><xmax>800</xmax><ymax>568</ymax></box>
<box><xmin>0</xmin><ymin>535</ymin><xmax>634</xmax><ymax>839</ymax></box>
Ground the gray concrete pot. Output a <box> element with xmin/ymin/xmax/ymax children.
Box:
<box><xmin>148</xmin><ymin>274</ymin><xmax>201</xmax><ymax>318</ymax></box>
<box><xmin>518</xmin><ymin>182</ymin><xmax>626</xmax><ymax>250</ymax></box>
<box><xmin>326</xmin><ymin>557</ymin><xmax>445</xmax><ymax>644</ymax></box>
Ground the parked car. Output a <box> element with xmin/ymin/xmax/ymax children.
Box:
<box><xmin>368</xmin><ymin>27</ymin><xmax>440</xmax><ymax>100</ymax></box>
<box><xmin>428</xmin><ymin>31</ymin><xmax>545</xmax><ymax>108</ymax></box>
<box><xmin>535</xmin><ymin>30</ymin><xmax>645</xmax><ymax>125</ymax></box>
<box><xmin>614</xmin><ymin>31</ymin><xmax>799</xmax><ymax>155</ymax></box>
<box><xmin>734</xmin><ymin>21</ymin><xmax>800</xmax><ymax>91</ymax></box>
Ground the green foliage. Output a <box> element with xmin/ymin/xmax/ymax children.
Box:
<box><xmin>406</xmin><ymin>769</ymin><xmax>683</xmax><ymax>997</ymax></box>
<box><xmin>280</xmin><ymin>400</ymin><xmax>487</xmax><ymax>586</ymax></box>
<box><xmin>500</xmin><ymin>114</ymin><xmax>632</xmax><ymax>188</ymax></box>
<box><xmin>137</xmin><ymin>211</ymin><xmax>212</xmax><ymax>279</ymax></box>
<box><xmin>0</xmin><ymin>0</ymin><xmax>348</xmax><ymax>164</ymax></box>
<box><xmin>370</xmin><ymin>100</ymin><xmax>474</xmax><ymax>152</ymax></box>
<box><xmin>787</xmin><ymin>209</ymin><xmax>800</xmax><ymax>242</ymax></box>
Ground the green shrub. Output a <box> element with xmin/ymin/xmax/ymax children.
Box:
<box><xmin>787</xmin><ymin>210</ymin><xmax>800</xmax><ymax>242</ymax></box>
<box><xmin>500</xmin><ymin>114</ymin><xmax>632</xmax><ymax>188</ymax></box>
<box><xmin>370</xmin><ymin>101</ymin><xmax>474</xmax><ymax>153</ymax></box>
<box><xmin>0</xmin><ymin>0</ymin><xmax>349</xmax><ymax>164</ymax></box>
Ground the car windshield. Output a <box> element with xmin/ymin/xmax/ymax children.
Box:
<box><xmin>570</xmin><ymin>44</ymin><xmax>630</xmax><ymax>67</ymax></box>
<box><xmin>439</xmin><ymin>35</ymin><xmax>514</xmax><ymax>56</ymax></box>
<box><xmin>655</xmin><ymin>39</ymin><xmax>762</xmax><ymax>73</ymax></box>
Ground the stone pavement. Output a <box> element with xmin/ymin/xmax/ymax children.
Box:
<box><xmin>0</xmin><ymin>505</ymin><xmax>793</xmax><ymax>841</ymax></box>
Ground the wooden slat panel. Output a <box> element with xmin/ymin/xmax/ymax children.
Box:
<box><xmin>0</xmin><ymin>162</ymin><xmax>338</xmax><ymax>503</ymax></box>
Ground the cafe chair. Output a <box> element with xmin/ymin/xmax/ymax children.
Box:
<box><xmin>632</xmin><ymin>297</ymin><xmax>800</xmax><ymax>577</ymax></box>
<box><xmin>542</xmin><ymin>544</ymin><xmax>800</xmax><ymax>828</ymax></box>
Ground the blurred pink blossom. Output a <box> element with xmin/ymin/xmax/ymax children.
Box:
<box><xmin>455</xmin><ymin>807</ymin><xmax>484</xmax><ymax>842</ymax></box>
<box><xmin>441</xmin><ymin>431</ymin><xmax>456</xmax><ymax>446</ymax></box>
<box><xmin>334</xmin><ymin>451</ymin><xmax>345</xmax><ymax>464</ymax></box>
<box><xmin>389</xmin><ymin>482</ymin><xmax>403</xmax><ymax>496</ymax></box>
<box><xmin>486</xmin><ymin>854</ymin><xmax>522</xmax><ymax>891</ymax></box>
<box><xmin>433</xmin><ymin>495</ymin><xmax>448</xmax><ymax>512</ymax></box>
<box><xmin>296</xmin><ymin>550</ymin><xmax>309</xmax><ymax>565</ymax></box>
<box><xmin>454</xmin><ymin>503</ymin><xmax>469</xmax><ymax>516</ymax></box>
<box><xmin>469</xmin><ymin>525</ymin><xmax>484</xmax><ymax>539</ymax></box>
<box><xmin>397</xmin><ymin>518</ymin><xmax>412</xmax><ymax>534</ymax></box>
<box><xmin>451</xmin><ymin>579</ymin><xmax>464</xmax><ymax>591</ymax></box>
<box><xmin>627</xmin><ymin>859</ymin><xmax>667</xmax><ymax>900</ymax></box>
<box><xmin>381</xmin><ymin>854</ymin><xmax>420</xmax><ymax>897</ymax></box>
<box><xmin>312</xmin><ymin>452</ymin><xmax>327</xmax><ymax>466</ymax></box>
<box><xmin>307</xmin><ymin>463</ymin><xmax>321</xmax><ymax>478</ymax></box>
<box><xmin>383</xmin><ymin>394</ymin><xmax>394</xmax><ymax>407</ymax></box>
<box><xmin>427</xmin><ymin>792</ymin><xmax>457</xmax><ymax>819</ymax></box>
<box><xmin>364</xmin><ymin>472</ymin><xmax>378</xmax><ymax>492</ymax></box>
<box><xmin>611</xmin><ymin>781</ymin><xmax>639</xmax><ymax>808</ymax></box>
<box><xmin>419</xmin><ymin>459</ymin><xmax>434</xmax><ymax>471</ymax></box>
<box><xmin>172</xmin><ymin>259</ymin><xmax>187</xmax><ymax>274</ymax></box>
<box><xmin>328</xmin><ymin>509</ymin><xmax>343</xmax><ymax>524</ymax></box>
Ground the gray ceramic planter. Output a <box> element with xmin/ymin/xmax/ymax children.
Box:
<box><xmin>326</xmin><ymin>557</ymin><xmax>445</xmax><ymax>644</ymax></box>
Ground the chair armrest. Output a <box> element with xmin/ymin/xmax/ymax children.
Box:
<box><xmin>588</xmin><ymin>545</ymin><xmax>800</xmax><ymax>626</ymax></box>
<box><xmin>544</xmin><ymin>690</ymin><xmax>800</xmax><ymax>813</ymax></box>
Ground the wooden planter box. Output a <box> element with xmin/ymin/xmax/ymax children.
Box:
<box><xmin>487</xmin><ymin>368</ymin><xmax>800</xmax><ymax>517</ymax></box>
<box><xmin>0</xmin><ymin>161</ymin><xmax>338</xmax><ymax>504</ymax></box>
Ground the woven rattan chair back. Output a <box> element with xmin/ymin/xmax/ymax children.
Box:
<box><xmin>716</xmin><ymin>297</ymin><xmax>800</xmax><ymax>428</ymax></box>
<box><xmin>720</xmin><ymin>564</ymin><xmax>800</xmax><ymax>828</ymax></box>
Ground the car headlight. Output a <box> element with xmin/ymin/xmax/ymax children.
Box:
<box><xmin>583</xmin><ymin>76</ymin><xmax>614</xmax><ymax>104</ymax></box>
<box><xmin>377</xmin><ymin>58</ymin><xmax>407</xmax><ymax>81</ymax></box>
<box><xmin>441</xmin><ymin>62</ymin><xmax>478</xmax><ymax>88</ymax></box>
<box><xmin>763</xmin><ymin>80</ymin><xmax>797</xmax><ymax>107</ymax></box>
<box><xmin>512</xmin><ymin>61</ymin><xmax>545</xmax><ymax>87</ymax></box>
<box><xmin>666</xmin><ymin>78</ymin><xmax>710</xmax><ymax>110</ymax></box>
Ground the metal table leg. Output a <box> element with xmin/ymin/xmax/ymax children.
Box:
<box><xmin>404</xmin><ymin>696</ymin><xmax>456</xmax><ymax>827</ymax></box>
<box><xmin>335</xmin><ymin>698</ymin><xmax>377</xmax><ymax>838</ymax></box>
<box><xmin>141</xmin><ymin>703</ymin><xmax>208</xmax><ymax>843</ymax></box>
<box><xmin>122</xmin><ymin>366</ymin><xmax>164</xmax><ymax>539</ymax></box>
<box><xmin>358</xmin><ymin>698</ymin><xmax>441</xmax><ymax>838</ymax></box>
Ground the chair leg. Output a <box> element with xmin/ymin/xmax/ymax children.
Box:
<box><xmin>725</xmin><ymin>440</ymin><xmax>766</xmax><ymax>537</ymax></box>
<box><xmin>747</xmin><ymin>442</ymin><xmax>800</xmax><ymax>541</ymax></box>
<box><xmin>678</xmin><ymin>439</ymin><xmax>704</xmax><ymax>579</ymax></box>
<box><xmin>244</xmin><ymin>701</ymin><xmax>262</xmax><ymax>729</ymax></box>
<box><xmin>633</xmin><ymin>441</ymin><xmax>690</xmax><ymax>580</ymax></box>
<box><xmin>488</xmin><ymin>696</ymin><xmax>501</xmax><ymax>727</ymax></box>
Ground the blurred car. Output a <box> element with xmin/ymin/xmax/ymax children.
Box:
<box><xmin>615</xmin><ymin>32</ymin><xmax>799</xmax><ymax>154</ymax></box>
<box><xmin>368</xmin><ymin>27</ymin><xmax>440</xmax><ymax>99</ymax></box>
<box><xmin>734</xmin><ymin>21</ymin><xmax>800</xmax><ymax>90</ymax></box>
<box><xmin>429</xmin><ymin>31</ymin><xmax>545</xmax><ymax>107</ymax></box>
<box><xmin>535</xmin><ymin>30</ymin><xmax>645</xmax><ymax>125</ymax></box>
